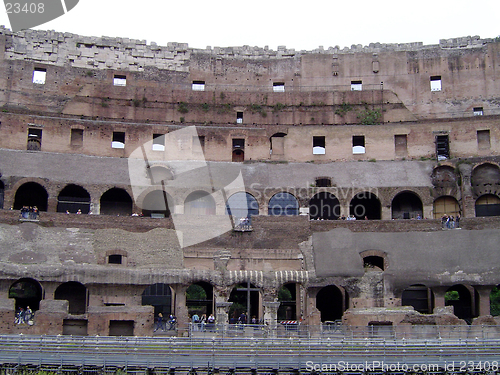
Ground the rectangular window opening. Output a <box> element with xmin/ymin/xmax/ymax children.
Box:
<box><xmin>477</xmin><ymin>129</ymin><xmax>491</xmax><ymax>150</ymax></box>
<box><xmin>313</xmin><ymin>136</ymin><xmax>326</xmax><ymax>155</ymax></box>
<box><xmin>113</xmin><ymin>74</ymin><xmax>127</xmax><ymax>86</ymax></box>
<box><xmin>352</xmin><ymin>135</ymin><xmax>365</xmax><ymax>154</ymax></box>
<box><xmin>430</xmin><ymin>76</ymin><xmax>442</xmax><ymax>91</ymax></box>
<box><xmin>351</xmin><ymin>80</ymin><xmax>362</xmax><ymax>91</ymax></box>
<box><xmin>273</xmin><ymin>82</ymin><xmax>285</xmax><ymax>92</ymax></box>
<box><xmin>27</xmin><ymin>128</ymin><xmax>42</xmax><ymax>151</ymax></box>
<box><xmin>108</xmin><ymin>254</ymin><xmax>123</xmax><ymax>264</ymax></box>
<box><xmin>70</xmin><ymin>128</ymin><xmax>84</xmax><ymax>146</ymax></box>
<box><xmin>473</xmin><ymin>107</ymin><xmax>484</xmax><ymax>116</ymax></box>
<box><xmin>236</xmin><ymin>112</ymin><xmax>243</xmax><ymax>124</ymax></box>
<box><xmin>152</xmin><ymin>133</ymin><xmax>165</xmax><ymax>151</ymax></box>
<box><xmin>112</xmin><ymin>131</ymin><xmax>125</xmax><ymax>149</ymax></box>
<box><xmin>32</xmin><ymin>68</ymin><xmax>46</xmax><ymax>84</ymax></box>
<box><xmin>436</xmin><ymin>134</ymin><xmax>450</xmax><ymax>160</ymax></box>
<box><xmin>192</xmin><ymin>80</ymin><xmax>206</xmax><ymax>91</ymax></box>
<box><xmin>394</xmin><ymin>134</ymin><xmax>408</xmax><ymax>157</ymax></box>
<box><xmin>232</xmin><ymin>138</ymin><xmax>245</xmax><ymax>149</ymax></box>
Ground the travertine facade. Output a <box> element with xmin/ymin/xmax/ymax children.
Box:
<box><xmin>0</xmin><ymin>27</ymin><xmax>499</xmax><ymax>335</ymax></box>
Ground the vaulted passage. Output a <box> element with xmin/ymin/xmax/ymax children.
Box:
<box><xmin>142</xmin><ymin>283</ymin><xmax>172</xmax><ymax>317</ymax></box>
<box><xmin>445</xmin><ymin>284</ymin><xmax>476</xmax><ymax>323</ymax></box>
<box><xmin>391</xmin><ymin>191</ymin><xmax>423</xmax><ymax>219</ymax></box>
<box><xmin>316</xmin><ymin>285</ymin><xmax>346</xmax><ymax>322</ymax></box>
<box><xmin>402</xmin><ymin>284</ymin><xmax>434</xmax><ymax>314</ymax></box>
<box><xmin>57</xmin><ymin>184</ymin><xmax>91</xmax><ymax>214</ymax></box>
<box><xmin>13</xmin><ymin>182</ymin><xmax>48</xmax><ymax>211</ymax></box>
<box><xmin>349</xmin><ymin>192</ymin><xmax>381</xmax><ymax>220</ymax></box>
<box><xmin>54</xmin><ymin>281</ymin><xmax>87</xmax><ymax>315</ymax></box>
<box><xmin>141</xmin><ymin>190</ymin><xmax>173</xmax><ymax>218</ymax></box>
<box><xmin>226</xmin><ymin>192</ymin><xmax>259</xmax><ymax>221</ymax></box>
<box><xmin>9</xmin><ymin>278</ymin><xmax>43</xmax><ymax>311</ymax></box>
<box><xmin>184</xmin><ymin>191</ymin><xmax>216</xmax><ymax>215</ymax></box>
<box><xmin>186</xmin><ymin>282</ymin><xmax>214</xmax><ymax>317</ymax></box>
<box><xmin>309</xmin><ymin>192</ymin><xmax>340</xmax><ymax>220</ymax></box>
<box><xmin>268</xmin><ymin>192</ymin><xmax>299</xmax><ymax>216</ymax></box>
<box><xmin>229</xmin><ymin>282</ymin><xmax>260</xmax><ymax>323</ymax></box>
<box><xmin>277</xmin><ymin>283</ymin><xmax>298</xmax><ymax>321</ymax></box>
<box><xmin>100</xmin><ymin>188</ymin><xmax>133</xmax><ymax>216</ymax></box>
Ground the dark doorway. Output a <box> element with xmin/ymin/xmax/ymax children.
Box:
<box><xmin>391</xmin><ymin>191</ymin><xmax>423</xmax><ymax>219</ymax></box>
<box><xmin>316</xmin><ymin>285</ymin><xmax>346</xmax><ymax>322</ymax></box>
<box><xmin>277</xmin><ymin>283</ymin><xmax>297</xmax><ymax>321</ymax></box>
<box><xmin>349</xmin><ymin>192</ymin><xmax>381</xmax><ymax>220</ymax></box>
<box><xmin>186</xmin><ymin>282</ymin><xmax>213</xmax><ymax>317</ymax></box>
<box><xmin>13</xmin><ymin>182</ymin><xmax>48</xmax><ymax>211</ymax></box>
<box><xmin>9</xmin><ymin>278</ymin><xmax>43</xmax><ymax>311</ymax></box>
<box><xmin>0</xmin><ymin>180</ymin><xmax>4</xmax><ymax>209</ymax></box>
<box><xmin>57</xmin><ymin>184</ymin><xmax>91</xmax><ymax>214</ymax></box>
<box><xmin>232</xmin><ymin>149</ymin><xmax>244</xmax><ymax>162</ymax></box>
<box><xmin>268</xmin><ymin>192</ymin><xmax>299</xmax><ymax>216</ymax></box>
<box><xmin>229</xmin><ymin>282</ymin><xmax>260</xmax><ymax>323</ymax></box>
<box><xmin>475</xmin><ymin>194</ymin><xmax>500</xmax><ymax>217</ymax></box>
<box><xmin>226</xmin><ymin>192</ymin><xmax>259</xmax><ymax>222</ymax></box>
<box><xmin>445</xmin><ymin>285</ymin><xmax>473</xmax><ymax>323</ymax></box>
<box><xmin>141</xmin><ymin>190</ymin><xmax>172</xmax><ymax>217</ymax></box>
<box><xmin>142</xmin><ymin>283</ymin><xmax>172</xmax><ymax>317</ymax></box>
<box><xmin>54</xmin><ymin>281</ymin><xmax>87</xmax><ymax>315</ymax></box>
<box><xmin>309</xmin><ymin>192</ymin><xmax>340</xmax><ymax>220</ymax></box>
<box><xmin>100</xmin><ymin>188</ymin><xmax>133</xmax><ymax>216</ymax></box>
<box><xmin>402</xmin><ymin>284</ymin><xmax>434</xmax><ymax>314</ymax></box>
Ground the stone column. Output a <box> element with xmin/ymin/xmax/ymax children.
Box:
<box><xmin>475</xmin><ymin>285</ymin><xmax>493</xmax><ymax>317</ymax></box>
<box><xmin>458</xmin><ymin>163</ymin><xmax>475</xmax><ymax>218</ymax></box>
<box><xmin>432</xmin><ymin>286</ymin><xmax>448</xmax><ymax>310</ymax></box>
<box><xmin>215</xmin><ymin>301</ymin><xmax>232</xmax><ymax>324</ymax></box>
<box><xmin>171</xmin><ymin>284</ymin><xmax>189</xmax><ymax>336</ymax></box>
<box><xmin>262</xmin><ymin>301</ymin><xmax>280</xmax><ymax>333</ymax></box>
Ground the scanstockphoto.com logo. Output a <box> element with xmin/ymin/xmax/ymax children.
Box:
<box><xmin>4</xmin><ymin>0</ymin><xmax>79</xmax><ymax>32</ymax></box>
<box><xmin>128</xmin><ymin>126</ymin><xmax>249</xmax><ymax>248</ymax></box>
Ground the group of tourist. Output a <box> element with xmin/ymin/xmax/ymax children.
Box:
<box><xmin>190</xmin><ymin>313</ymin><xmax>216</xmax><ymax>331</ymax></box>
<box><xmin>14</xmin><ymin>306</ymin><xmax>34</xmax><ymax>325</ymax></box>
<box><xmin>19</xmin><ymin>206</ymin><xmax>39</xmax><ymax>220</ymax></box>
<box><xmin>153</xmin><ymin>313</ymin><xmax>177</xmax><ymax>332</ymax></box>
<box><xmin>442</xmin><ymin>213</ymin><xmax>461</xmax><ymax>229</ymax></box>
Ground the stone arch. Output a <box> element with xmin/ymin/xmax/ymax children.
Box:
<box><xmin>54</xmin><ymin>281</ymin><xmax>87</xmax><ymax>315</ymax></box>
<box><xmin>316</xmin><ymin>285</ymin><xmax>347</xmax><ymax>322</ymax></box>
<box><xmin>142</xmin><ymin>283</ymin><xmax>173</xmax><ymax>317</ymax></box>
<box><xmin>9</xmin><ymin>278</ymin><xmax>43</xmax><ymax>311</ymax></box>
<box><xmin>184</xmin><ymin>190</ymin><xmax>216</xmax><ymax>215</ymax></box>
<box><xmin>349</xmin><ymin>191</ymin><xmax>381</xmax><ymax>220</ymax></box>
<box><xmin>391</xmin><ymin>190</ymin><xmax>423</xmax><ymax>219</ymax></box>
<box><xmin>401</xmin><ymin>284</ymin><xmax>434</xmax><ymax>314</ymax></box>
<box><xmin>433</xmin><ymin>195</ymin><xmax>460</xmax><ymax>218</ymax></box>
<box><xmin>445</xmin><ymin>284</ymin><xmax>476</xmax><ymax>323</ymax></box>
<box><xmin>57</xmin><ymin>184</ymin><xmax>91</xmax><ymax>214</ymax></box>
<box><xmin>471</xmin><ymin>162</ymin><xmax>500</xmax><ymax>198</ymax></box>
<box><xmin>13</xmin><ymin>181</ymin><xmax>48</xmax><ymax>211</ymax></box>
<box><xmin>475</xmin><ymin>194</ymin><xmax>500</xmax><ymax>217</ymax></box>
<box><xmin>226</xmin><ymin>192</ymin><xmax>259</xmax><ymax>221</ymax></box>
<box><xmin>186</xmin><ymin>281</ymin><xmax>214</xmax><ymax>317</ymax></box>
<box><xmin>100</xmin><ymin>187</ymin><xmax>133</xmax><ymax>216</ymax></box>
<box><xmin>277</xmin><ymin>282</ymin><xmax>299</xmax><ymax>321</ymax></box>
<box><xmin>228</xmin><ymin>282</ymin><xmax>261</xmax><ymax>323</ymax></box>
<box><xmin>268</xmin><ymin>192</ymin><xmax>299</xmax><ymax>216</ymax></box>
<box><xmin>309</xmin><ymin>192</ymin><xmax>340</xmax><ymax>220</ymax></box>
<box><xmin>431</xmin><ymin>165</ymin><xmax>458</xmax><ymax>188</ymax></box>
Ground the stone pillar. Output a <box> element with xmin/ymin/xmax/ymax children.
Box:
<box><xmin>458</xmin><ymin>163</ymin><xmax>474</xmax><ymax>218</ymax></box>
<box><xmin>475</xmin><ymin>285</ymin><xmax>493</xmax><ymax>316</ymax></box>
<box><xmin>171</xmin><ymin>284</ymin><xmax>189</xmax><ymax>336</ymax></box>
<box><xmin>432</xmin><ymin>286</ymin><xmax>448</xmax><ymax>309</ymax></box>
<box><xmin>262</xmin><ymin>301</ymin><xmax>280</xmax><ymax>333</ymax></box>
<box><xmin>215</xmin><ymin>301</ymin><xmax>232</xmax><ymax>324</ymax></box>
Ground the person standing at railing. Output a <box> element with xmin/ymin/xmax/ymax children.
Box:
<box><xmin>153</xmin><ymin>312</ymin><xmax>164</xmax><ymax>332</ymax></box>
<box><xmin>191</xmin><ymin>313</ymin><xmax>200</xmax><ymax>331</ymax></box>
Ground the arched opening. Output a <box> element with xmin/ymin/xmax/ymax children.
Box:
<box><xmin>100</xmin><ymin>188</ymin><xmax>133</xmax><ymax>216</ymax></box>
<box><xmin>9</xmin><ymin>278</ymin><xmax>43</xmax><ymax>311</ymax></box>
<box><xmin>57</xmin><ymin>184</ymin><xmax>91</xmax><ymax>214</ymax></box>
<box><xmin>148</xmin><ymin>166</ymin><xmax>174</xmax><ymax>185</ymax></box>
<box><xmin>184</xmin><ymin>191</ymin><xmax>216</xmax><ymax>215</ymax></box>
<box><xmin>402</xmin><ymin>284</ymin><xmax>434</xmax><ymax>314</ymax></box>
<box><xmin>431</xmin><ymin>166</ymin><xmax>458</xmax><ymax>188</ymax></box>
<box><xmin>475</xmin><ymin>194</ymin><xmax>500</xmax><ymax>217</ymax></box>
<box><xmin>232</xmin><ymin>149</ymin><xmax>244</xmax><ymax>162</ymax></box>
<box><xmin>13</xmin><ymin>182</ymin><xmax>48</xmax><ymax>211</ymax></box>
<box><xmin>228</xmin><ymin>282</ymin><xmax>260</xmax><ymax>323</ymax></box>
<box><xmin>268</xmin><ymin>192</ymin><xmax>299</xmax><ymax>216</ymax></box>
<box><xmin>490</xmin><ymin>285</ymin><xmax>500</xmax><ymax>316</ymax></box>
<box><xmin>54</xmin><ymin>281</ymin><xmax>87</xmax><ymax>315</ymax></box>
<box><xmin>277</xmin><ymin>283</ymin><xmax>298</xmax><ymax>321</ymax></box>
<box><xmin>445</xmin><ymin>285</ymin><xmax>474</xmax><ymax>323</ymax></box>
<box><xmin>391</xmin><ymin>191</ymin><xmax>423</xmax><ymax>219</ymax></box>
<box><xmin>186</xmin><ymin>282</ymin><xmax>213</xmax><ymax>317</ymax></box>
<box><xmin>433</xmin><ymin>196</ymin><xmax>460</xmax><ymax>218</ymax></box>
<box><xmin>0</xmin><ymin>180</ymin><xmax>4</xmax><ymax>209</ymax></box>
<box><xmin>141</xmin><ymin>190</ymin><xmax>173</xmax><ymax>218</ymax></box>
<box><xmin>316</xmin><ymin>285</ymin><xmax>346</xmax><ymax>322</ymax></box>
<box><xmin>363</xmin><ymin>256</ymin><xmax>385</xmax><ymax>271</ymax></box>
<box><xmin>142</xmin><ymin>283</ymin><xmax>172</xmax><ymax>317</ymax></box>
<box><xmin>349</xmin><ymin>192</ymin><xmax>381</xmax><ymax>220</ymax></box>
<box><xmin>226</xmin><ymin>192</ymin><xmax>259</xmax><ymax>223</ymax></box>
<box><xmin>471</xmin><ymin>163</ymin><xmax>500</xmax><ymax>198</ymax></box>
<box><xmin>309</xmin><ymin>192</ymin><xmax>340</xmax><ymax>220</ymax></box>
